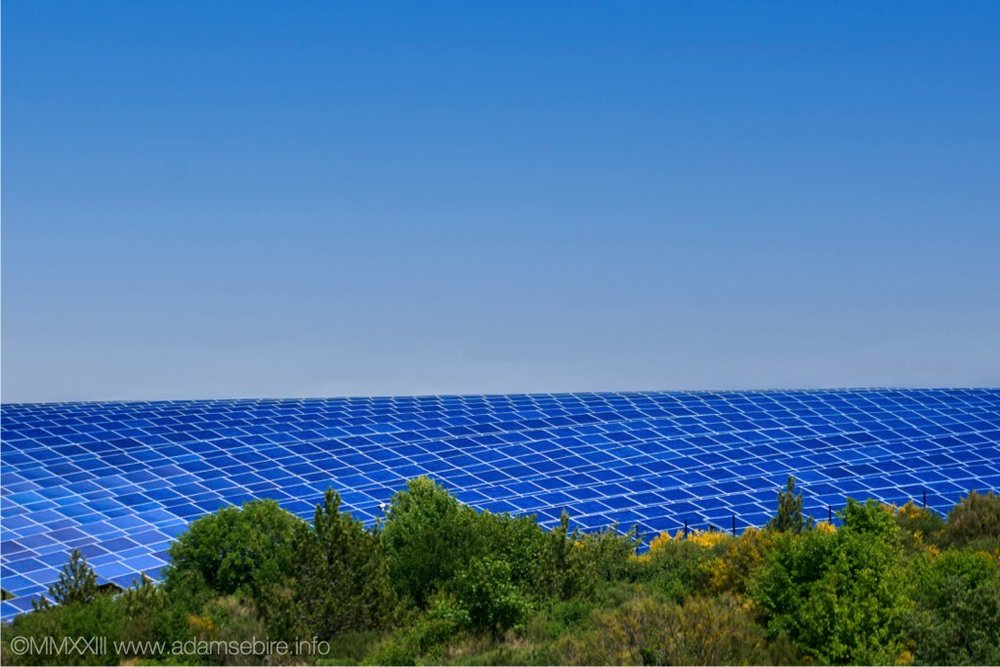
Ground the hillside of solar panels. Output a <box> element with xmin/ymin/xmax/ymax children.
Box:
<box><xmin>2</xmin><ymin>388</ymin><xmax>997</xmax><ymax>618</ymax></box>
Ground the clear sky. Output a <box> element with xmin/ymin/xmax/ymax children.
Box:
<box><xmin>3</xmin><ymin>1</ymin><xmax>999</xmax><ymax>403</ymax></box>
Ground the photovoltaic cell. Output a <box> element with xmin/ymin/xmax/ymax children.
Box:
<box><xmin>1</xmin><ymin>388</ymin><xmax>999</xmax><ymax>619</ymax></box>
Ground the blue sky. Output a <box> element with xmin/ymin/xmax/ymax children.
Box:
<box><xmin>3</xmin><ymin>1</ymin><xmax>999</xmax><ymax>403</ymax></box>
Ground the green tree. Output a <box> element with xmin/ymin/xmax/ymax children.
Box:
<box><xmin>292</xmin><ymin>488</ymin><xmax>395</xmax><ymax>639</ymax></box>
<box><xmin>452</xmin><ymin>556</ymin><xmax>532</xmax><ymax>634</ymax></box>
<box><xmin>380</xmin><ymin>477</ymin><xmax>480</xmax><ymax>607</ymax></box>
<box><xmin>940</xmin><ymin>490</ymin><xmax>1000</xmax><ymax>550</ymax></box>
<box><xmin>910</xmin><ymin>550</ymin><xmax>1000</xmax><ymax>665</ymax></box>
<box><xmin>767</xmin><ymin>476</ymin><xmax>813</xmax><ymax>534</ymax></box>
<box><xmin>35</xmin><ymin>549</ymin><xmax>98</xmax><ymax>609</ymax></box>
<box><xmin>753</xmin><ymin>499</ymin><xmax>912</xmax><ymax>664</ymax></box>
<box><xmin>163</xmin><ymin>499</ymin><xmax>303</xmax><ymax>613</ymax></box>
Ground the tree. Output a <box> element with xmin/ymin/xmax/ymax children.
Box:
<box><xmin>753</xmin><ymin>499</ymin><xmax>912</xmax><ymax>664</ymax></box>
<box><xmin>38</xmin><ymin>549</ymin><xmax>98</xmax><ymax>608</ymax></box>
<box><xmin>767</xmin><ymin>476</ymin><xmax>813</xmax><ymax>534</ymax></box>
<box><xmin>163</xmin><ymin>499</ymin><xmax>303</xmax><ymax>613</ymax></box>
<box><xmin>910</xmin><ymin>550</ymin><xmax>1000</xmax><ymax>665</ymax></box>
<box><xmin>380</xmin><ymin>477</ymin><xmax>480</xmax><ymax>607</ymax></box>
<box><xmin>452</xmin><ymin>556</ymin><xmax>532</xmax><ymax>634</ymax></box>
<box><xmin>292</xmin><ymin>488</ymin><xmax>395</xmax><ymax>638</ymax></box>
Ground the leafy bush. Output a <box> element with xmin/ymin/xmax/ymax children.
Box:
<box><xmin>533</xmin><ymin>513</ymin><xmax>640</xmax><ymax>600</ymax></box>
<box><xmin>380</xmin><ymin>477</ymin><xmax>481</xmax><ymax>607</ymax></box>
<box><xmin>163</xmin><ymin>500</ymin><xmax>303</xmax><ymax>612</ymax></box>
<box><xmin>910</xmin><ymin>550</ymin><xmax>1000</xmax><ymax>665</ymax></box>
<box><xmin>892</xmin><ymin>501</ymin><xmax>945</xmax><ymax>552</ymax></box>
<box><xmin>453</xmin><ymin>557</ymin><xmax>532</xmax><ymax>634</ymax></box>
<box><xmin>474</xmin><ymin>510</ymin><xmax>548</xmax><ymax>588</ymax></box>
<box><xmin>555</xmin><ymin>593</ymin><xmax>779</xmax><ymax>665</ymax></box>
<box><xmin>701</xmin><ymin>527</ymin><xmax>781</xmax><ymax>596</ymax></box>
<box><xmin>2</xmin><ymin>593</ymin><xmax>125</xmax><ymax>666</ymax></box>
<box><xmin>940</xmin><ymin>490</ymin><xmax>1000</xmax><ymax>550</ymax></box>
<box><xmin>637</xmin><ymin>529</ymin><xmax>718</xmax><ymax>601</ymax></box>
<box><xmin>365</xmin><ymin>595</ymin><xmax>471</xmax><ymax>666</ymax></box>
<box><xmin>752</xmin><ymin>499</ymin><xmax>912</xmax><ymax>664</ymax></box>
<box><xmin>290</xmin><ymin>489</ymin><xmax>395</xmax><ymax>639</ymax></box>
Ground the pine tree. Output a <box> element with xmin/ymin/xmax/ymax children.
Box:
<box><xmin>767</xmin><ymin>476</ymin><xmax>813</xmax><ymax>533</ymax></box>
<box><xmin>49</xmin><ymin>548</ymin><xmax>99</xmax><ymax>606</ymax></box>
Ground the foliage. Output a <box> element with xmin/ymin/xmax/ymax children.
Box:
<box><xmin>290</xmin><ymin>488</ymin><xmax>395</xmax><ymax>639</ymax></box>
<box><xmin>555</xmin><ymin>592</ymin><xmax>780</xmax><ymax>665</ymax></box>
<box><xmin>701</xmin><ymin>527</ymin><xmax>781</xmax><ymax>596</ymax></box>
<box><xmin>380</xmin><ymin>476</ymin><xmax>481</xmax><ymax>607</ymax></box>
<box><xmin>453</xmin><ymin>557</ymin><xmax>533</xmax><ymax>634</ymax></box>
<box><xmin>163</xmin><ymin>500</ymin><xmax>302</xmax><ymax>613</ymax></box>
<box><xmin>891</xmin><ymin>501</ymin><xmax>945</xmax><ymax>552</ymax></box>
<box><xmin>909</xmin><ymin>549</ymin><xmax>1000</xmax><ymax>665</ymax></box>
<box><xmin>365</xmin><ymin>594</ymin><xmax>472</xmax><ymax>666</ymax></box>
<box><xmin>532</xmin><ymin>512</ymin><xmax>639</xmax><ymax>601</ymax></box>
<box><xmin>767</xmin><ymin>476</ymin><xmax>813</xmax><ymax>534</ymax></box>
<box><xmin>3</xmin><ymin>592</ymin><xmax>124</xmax><ymax>666</ymax></box>
<box><xmin>637</xmin><ymin>528</ymin><xmax>718</xmax><ymax>601</ymax></box>
<box><xmin>5</xmin><ymin>481</ymin><xmax>1000</xmax><ymax>667</ymax></box>
<box><xmin>752</xmin><ymin>498</ymin><xmax>912</xmax><ymax>664</ymax></box>
<box><xmin>36</xmin><ymin>549</ymin><xmax>99</xmax><ymax>608</ymax></box>
<box><xmin>940</xmin><ymin>490</ymin><xmax>1000</xmax><ymax>550</ymax></box>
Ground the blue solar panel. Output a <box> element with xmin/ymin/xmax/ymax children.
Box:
<box><xmin>1</xmin><ymin>388</ymin><xmax>999</xmax><ymax>620</ymax></box>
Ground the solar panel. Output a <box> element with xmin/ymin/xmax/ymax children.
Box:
<box><xmin>1</xmin><ymin>388</ymin><xmax>999</xmax><ymax>619</ymax></box>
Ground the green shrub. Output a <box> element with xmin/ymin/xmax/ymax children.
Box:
<box><xmin>163</xmin><ymin>500</ymin><xmax>303</xmax><ymax>614</ymax></box>
<box><xmin>892</xmin><ymin>501</ymin><xmax>945</xmax><ymax>552</ymax></box>
<box><xmin>532</xmin><ymin>512</ymin><xmax>640</xmax><ymax>601</ymax></box>
<box><xmin>2</xmin><ymin>593</ymin><xmax>125</xmax><ymax>666</ymax></box>
<box><xmin>637</xmin><ymin>531</ymin><xmax>718</xmax><ymax>601</ymax></box>
<box><xmin>940</xmin><ymin>490</ymin><xmax>1000</xmax><ymax>550</ymax></box>
<box><xmin>752</xmin><ymin>499</ymin><xmax>912</xmax><ymax>664</ymax></box>
<box><xmin>290</xmin><ymin>489</ymin><xmax>395</xmax><ymax>639</ymax></box>
<box><xmin>555</xmin><ymin>593</ymin><xmax>778</xmax><ymax>665</ymax></box>
<box><xmin>453</xmin><ymin>557</ymin><xmax>533</xmax><ymax>634</ymax></box>
<box><xmin>474</xmin><ymin>510</ymin><xmax>548</xmax><ymax>588</ymax></box>
<box><xmin>365</xmin><ymin>596</ymin><xmax>471</xmax><ymax>666</ymax></box>
<box><xmin>910</xmin><ymin>550</ymin><xmax>1000</xmax><ymax>665</ymax></box>
<box><xmin>380</xmin><ymin>477</ymin><xmax>481</xmax><ymax>607</ymax></box>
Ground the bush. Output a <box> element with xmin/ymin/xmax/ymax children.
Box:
<box><xmin>380</xmin><ymin>477</ymin><xmax>481</xmax><ymax>607</ymax></box>
<box><xmin>163</xmin><ymin>500</ymin><xmax>303</xmax><ymax>613</ymax></box>
<box><xmin>185</xmin><ymin>595</ymin><xmax>281</xmax><ymax>666</ymax></box>
<box><xmin>940</xmin><ymin>490</ymin><xmax>1000</xmax><ymax>550</ymax></box>
<box><xmin>636</xmin><ymin>529</ymin><xmax>718</xmax><ymax>601</ymax></box>
<box><xmin>365</xmin><ymin>596</ymin><xmax>471</xmax><ymax>666</ymax></box>
<box><xmin>752</xmin><ymin>498</ymin><xmax>912</xmax><ymax>664</ymax></box>
<box><xmin>474</xmin><ymin>510</ymin><xmax>548</xmax><ymax>589</ymax></box>
<box><xmin>910</xmin><ymin>550</ymin><xmax>1000</xmax><ymax>665</ymax></box>
<box><xmin>555</xmin><ymin>593</ymin><xmax>779</xmax><ymax>665</ymax></box>
<box><xmin>290</xmin><ymin>489</ymin><xmax>395</xmax><ymax>639</ymax></box>
<box><xmin>533</xmin><ymin>513</ymin><xmax>640</xmax><ymax>601</ymax></box>
<box><xmin>2</xmin><ymin>593</ymin><xmax>125</xmax><ymax>666</ymax></box>
<box><xmin>892</xmin><ymin>501</ymin><xmax>945</xmax><ymax>552</ymax></box>
<box><xmin>701</xmin><ymin>527</ymin><xmax>781</xmax><ymax>596</ymax></box>
<box><xmin>453</xmin><ymin>557</ymin><xmax>533</xmax><ymax>634</ymax></box>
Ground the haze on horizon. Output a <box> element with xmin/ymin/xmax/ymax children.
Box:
<box><xmin>3</xmin><ymin>1</ymin><xmax>999</xmax><ymax>404</ymax></box>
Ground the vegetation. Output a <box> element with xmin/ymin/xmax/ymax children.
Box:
<box><xmin>2</xmin><ymin>478</ymin><xmax>999</xmax><ymax>665</ymax></box>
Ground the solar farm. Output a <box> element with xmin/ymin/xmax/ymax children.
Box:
<box><xmin>2</xmin><ymin>388</ymin><xmax>998</xmax><ymax>621</ymax></box>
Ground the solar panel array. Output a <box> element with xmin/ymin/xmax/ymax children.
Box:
<box><xmin>2</xmin><ymin>388</ymin><xmax>998</xmax><ymax>620</ymax></box>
